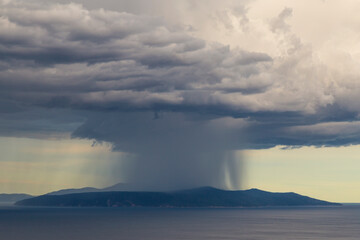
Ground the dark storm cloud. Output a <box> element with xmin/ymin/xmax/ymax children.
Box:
<box><xmin>1</xmin><ymin>1</ymin><xmax>360</xmax><ymax>158</ymax></box>
<box><xmin>0</xmin><ymin>2</ymin><xmax>273</xmax><ymax>116</ymax></box>
<box><xmin>0</xmin><ymin>3</ymin><xmax>203</xmax><ymax>66</ymax></box>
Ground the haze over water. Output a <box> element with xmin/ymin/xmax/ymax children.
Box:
<box><xmin>1</xmin><ymin>205</ymin><xmax>359</xmax><ymax>240</ymax></box>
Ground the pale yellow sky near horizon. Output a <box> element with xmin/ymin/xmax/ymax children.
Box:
<box><xmin>0</xmin><ymin>137</ymin><xmax>125</xmax><ymax>195</ymax></box>
<box><xmin>245</xmin><ymin>146</ymin><xmax>360</xmax><ymax>203</ymax></box>
<box><xmin>1</xmin><ymin>136</ymin><xmax>360</xmax><ymax>203</ymax></box>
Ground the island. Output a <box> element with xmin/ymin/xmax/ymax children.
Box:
<box><xmin>15</xmin><ymin>187</ymin><xmax>340</xmax><ymax>207</ymax></box>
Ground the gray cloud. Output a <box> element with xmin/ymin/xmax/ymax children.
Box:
<box><xmin>0</xmin><ymin>1</ymin><xmax>358</xmax><ymax>145</ymax></box>
<box><xmin>0</xmin><ymin>2</ymin><xmax>274</xmax><ymax>114</ymax></box>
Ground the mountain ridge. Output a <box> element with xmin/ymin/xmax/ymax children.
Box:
<box><xmin>16</xmin><ymin>187</ymin><xmax>341</xmax><ymax>208</ymax></box>
<box><xmin>46</xmin><ymin>183</ymin><xmax>147</xmax><ymax>195</ymax></box>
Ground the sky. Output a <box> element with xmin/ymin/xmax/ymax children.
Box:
<box><xmin>1</xmin><ymin>0</ymin><xmax>360</xmax><ymax>202</ymax></box>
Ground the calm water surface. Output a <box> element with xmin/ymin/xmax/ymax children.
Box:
<box><xmin>0</xmin><ymin>205</ymin><xmax>359</xmax><ymax>240</ymax></box>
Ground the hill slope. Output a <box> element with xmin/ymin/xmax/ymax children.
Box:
<box><xmin>46</xmin><ymin>187</ymin><xmax>100</xmax><ymax>195</ymax></box>
<box><xmin>46</xmin><ymin>183</ymin><xmax>154</xmax><ymax>195</ymax></box>
<box><xmin>16</xmin><ymin>187</ymin><xmax>340</xmax><ymax>207</ymax></box>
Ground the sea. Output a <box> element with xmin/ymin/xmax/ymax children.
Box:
<box><xmin>0</xmin><ymin>205</ymin><xmax>359</xmax><ymax>240</ymax></box>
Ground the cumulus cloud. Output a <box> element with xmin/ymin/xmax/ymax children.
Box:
<box><xmin>2</xmin><ymin>0</ymin><xmax>360</xmax><ymax>189</ymax></box>
<box><xmin>0</xmin><ymin>1</ymin><xmax>358</xmax><ymax>142</ymax></box>
<box><xmin>0</xmin><ymin>2</ymin><xmax>273</xmax><ymax>110</ymax></box>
